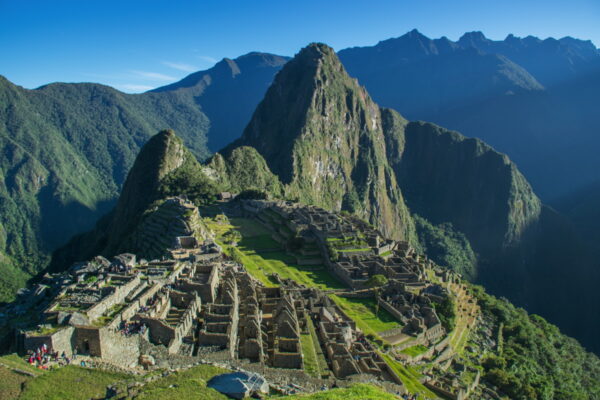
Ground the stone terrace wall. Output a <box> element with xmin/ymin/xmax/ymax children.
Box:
<box><xmin>99</xmin><ymin>328</ymin><xmax>141</xmax><ymax>368</ymax></box>
<box><xmin>86</xmin><ymin>275</ymin><xmax>141</xmax><ymax>321</ymax></box>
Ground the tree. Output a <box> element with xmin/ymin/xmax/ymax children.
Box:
<box><xmin>366</xmin><ymin>274</ymin><xmax>388</xmax><ymax>288</ymax></box>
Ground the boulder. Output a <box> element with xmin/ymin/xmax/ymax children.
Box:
<box><xmin>139</xmin><ymin>354</ymin><xmax>155</xmax><ymax>369</ymax></box>
<box><xmin>57</xmin><ymin>311</ymin><xmax>71</xmax><ymax>325</ymax></box>
<box><xmin>68</xmin><ymin>312</ymin><xmax>90</xmax><ymax>326</ymax></box>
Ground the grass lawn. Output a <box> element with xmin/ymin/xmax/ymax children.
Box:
<box><xmin>233</xmin><ymin>246</ymin><xmax>343</xmax><ymax>290</ymax></box>
<box><xmin>215</xmin><ymin>217</ymin><xmax>344</xmax><ymax>290</ymax></box>
<box><xmin>18</xmin><ymin>365</ymin><xmax>133</xmax><ymax>400</ymax></box>
<box><xmin>400</xmin><ymin>344</ymin><xmax>429</xmax><ymax>357</ymax></box>
<box><xmin>300</xmin><ymin>331</ymin><xmax>320</xmax><ymax>378</ymax></box>
<box><xmin>0</xmin><ymin>366</ymin><xmax>31</xmax><ymax>399</ymax></box>
<box><xmin>380</xmin><ymin>353</ymin><xmax>438</xmax><ymax>399</ymax></box>
<box><xmin>134</xmin><ymin>364</ymin><xmax>229</xmax><ymax>400</ymax></box>
<box><xmin>0</xmin><ymin>354</ymin><xmax>46</xmax><ymax>376</ymax></box>
<box><xmin>330</xmin><ymin>296</ymin><xmax>400</xmax><ymax>337</ymax></box>
<box><xmin>306</xmin><ymin>315</ymin><xmax>330</xmax><ymax>378</ymax></box>
<box><xmin>270</xmin><ymin>383</ymin><xmax>399</xmax><ymax>399</ymax></box>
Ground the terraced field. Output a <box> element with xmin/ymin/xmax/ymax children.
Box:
<box><xmin>448</xmin><ymin>283</ymin><xmax>479</xmax><ymax>353</ymax></box>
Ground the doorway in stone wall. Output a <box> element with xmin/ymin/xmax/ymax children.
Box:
<box><xmin>83</xmin><ymin>339</ymin><xmax>90</xmax><ymax>354</ymax></box>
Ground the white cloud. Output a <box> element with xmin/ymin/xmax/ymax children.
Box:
<box><xmin>130</xmin><ymin>70</ymin><xmax>176</xmax><ymax>81</ymax></box>
<box><xmin>162</xmin><ymin>61</ymin><xmax>197</xmax><ymax>72</ymax></box>
<box><xmin>116</xmin><ymin>84</ymin><xmax>156</xmax><ymax>92</ymax></box>
<box><xmin>196</xmin><ymin>55</ymin><xmax>217</xmax><ymax>63</ymax></box>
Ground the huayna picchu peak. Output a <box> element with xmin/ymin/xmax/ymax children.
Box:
<box><xmin>227</xmin><ymin>43</ymin><xmax>416</xmax><ymax>243</ymax></box>
<box><xmin>2</xmin><ymin>10</ymin><xmax>600</xmax><ymax>399</ymax></box>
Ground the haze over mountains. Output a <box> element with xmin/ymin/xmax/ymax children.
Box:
<box><xmin>1</xmin><ymin>30</ymin><xmax>600</xmax><ymax>357</ymax></box>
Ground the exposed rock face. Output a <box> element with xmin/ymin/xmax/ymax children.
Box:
<box><xmin>230</xmin><ymin>43</ymin><xmax>415</xmax><ymax>242</ymax></box>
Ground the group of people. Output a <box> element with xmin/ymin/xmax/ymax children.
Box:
<box><xmin>107</xmin><ymin>262</ymin><xmax>133</xmax><ymax>274</ymax></box>
<box><xmin>118</xmin><ymin>320</ymin><xmax>147</xmax><ymax>337</ymax></box>
<box><xmin>26</xmin><ymin>344</ymin><xmax>67</xmax><ymax>369</ymax></box>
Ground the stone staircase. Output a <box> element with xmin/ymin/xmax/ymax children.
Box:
<box><xmin>166</xmin><ymin>307</ymin><xmax>185</xmax><ymax>327</ymax></box>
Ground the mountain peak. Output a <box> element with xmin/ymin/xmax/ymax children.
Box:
<box><xmin>294</xmin><ymin>42</ymin><xmax>337</xmax><ymax>66</ymax></box>
<box><xmin>231</xmin><ymin>42</ymin><xmax>415</xmax><ymax>241</ymax></box>
<box><xmin>458</xmin><ymin>31</ymin><xmax>489</xmax><ymax>46</ymax></box>
<box><xmin>105</xmin><ymin>130</ymin><xmax>192</xmax><ymax>252</ymax></box>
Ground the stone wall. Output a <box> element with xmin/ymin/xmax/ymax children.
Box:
<box><xmin>74</xmin><ymin>326</ymin><xmax>103</xmax><ymax>356</ymax></box>
<box><xmin>99</xmin><ymin>328</ymin><xmax>141</xmax><ymax>368</ymax></box>
<box><xmin>86</xmin><ymin>275</ymin><xmax>141</xmax><ymax>321</ymax></box>
<box><xmin>272</xmin><ymin>351</ymin><xmax>303</xmax><ymax>369</ymax></box>
<box><xmin>141</xmin><ymin>318</ymin><xmax>176</xmax><ymax>346</ymax></box>
<box><xmin>23</xmin><ymin>327</ymin><xmax>75</xmax><ymax>356</ymax></box>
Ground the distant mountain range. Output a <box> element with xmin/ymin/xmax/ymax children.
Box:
<box><xmin>337</xmin><ymin>29</ymin><xmax>600</xmax><ymax>201</ymax></box>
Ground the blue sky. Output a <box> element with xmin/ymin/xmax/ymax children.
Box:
<box><xmin>1</xmin><ymin>0</ymin><xmax>599</xmax><ymax>93</ymax></box>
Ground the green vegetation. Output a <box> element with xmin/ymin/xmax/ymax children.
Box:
<box><xmin>414</xmin><ymin>215</ymin><xmax>477</xmax><ymax>280</ymax></box>
<box><xmin>400</xmin><ymin>344</ymin><xmax>429</xmax><ymax>357</ymax></box>
<box><xmin>366</xmin><ymin>274</ymin><xmax>388</xmax><ymax>288</ymax></box>
<box><xmin>300</xmin><ymin>331</ymin><xmax>320</xmax><ymax>378</ymax></box>
<box><xmin>210</xmin><ymin>217</ymin><xmax>343</xmax><ymax>290</ymax></box>
<box><xmin>330</xmin><ymin>296</ymin><xmax>399</xmax><ymax>337</ymax></box>
<box><xmin>207</xmin><ymin>146</ymin><xmax>284</xmax><ymax>197</ymax></box>
<box><xmin>18</xmin><ymin>366</ymin><xmax>132</xmax><ymax>400</ymax></box>
<box><xmin>0</xmin><ymin>365</ymin><xmax>30</xmax><ymax>399</ymax></box>
<box><xmin>432</xmin><ymin>295</ymin><xmax>456</xmax><ymax>332</ymax></box>
<box><xmin>472</xmin><ymin>285</ymin><xmax>600</xmax><ymax>400</ymax></box>
<box><xmin>0</xmin><ymin>77</ymin><xmax>212</xmax><ymax>301</ymax></box>
<box><xmin>306</xmin><ymin>315</ymin><xmax>330</xmax><ymax>378</ymax></box>
<box><xmin>133</xmin><ymin>364</ymin><xmax>229</xmax><ymax>400</ymax></box>
<box><xmin>0</xmin><ymin>354</ymin><xmax>46</xmax><ymax>376</ymax></box>
<box><xmin>277</xmin><ymin>383</ymin><xmax>398</xmax><ymax>400</ymax></box>
<box><xmin>158</xmin><ymin>153</ymin><xmax>220</xmax><ymax>206</ymax></box>
<box><xmin>379</xmin><ymin>353</ymin><xmax>437</xmax><ymax>399</ymax></box>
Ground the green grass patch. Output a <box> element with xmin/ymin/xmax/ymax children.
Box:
<box><xmin>337</xmin><ymin>248</ymin><xmax>371</xmax><ymax>253</ymax></box>
<box><xmin>0</xmin><ymin>366</ymin><xmax>31</xmax><ymax>399</ymax></box>
<box><xmin>234</xmin><ymin>246</ymin><xmax>343</xmax><ymax>290</ymax></box>
<box><xmin>0</xmin><ymin>354</ymin><xmax>45</xmax><ymax>376</ymax></box>
<box><xmin>271</xmin><ymin>383</ymin><xmax>398</xmax><ymax>399</ymax></box>
<box><xmin>380</xmin><ymin>353</ymin><xmax>437</xmax><ymax>399</ymax></box>
<box><xmin>214</xmin><ymin>218</ymin><xmax>343</xmax><ymax>290</ymax></box>
<box><xmin>18</xmin><ymin>365</ymin><xmax>133</xmax><ymax>400</ymax></box>
<box><xmin>330</xmin><ymin>296</ymin><xmax>400</xmax><ymax>337</ymax></box>
<box><xmin>238</xmin><ymin>234</ymin><xmax>280</xmax><ymax>250</ymax></box>
<box><xmin>300</xmin><ymin>331</ymin><xmax>320</xmax><ymax>378</ymax></box>
<box><xmin>400</xmin><ymin>344</ymin><xmax>429</xmax><ymax>357</ymax></box>
<box><xmin>134</xmin><ymin>364</ymin><xmax>230</xmax><ymax>400</ymax></box>
<box><xmin>306</xmin><ymin>315</ymin><xmax>330</xmax><ymax>378</ymax></box>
